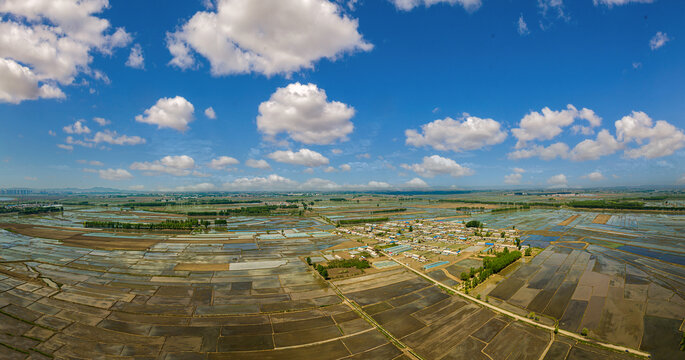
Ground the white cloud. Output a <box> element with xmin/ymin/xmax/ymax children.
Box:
<box><xmin>649</xmin><ymin>32</ymin><xmax>670</xmax><ymax>50</ymax></box>
<box><xmin>513</xmin><ymin>167</ymin><xmax>526</xmax><ymax>174</ymax></box>
<box><xmin>508</xmin><ymin>142</ymin><xmax>570</xmax><ymax>160</ymax></box>
<box><xmin>24</xmin><ymin>176</ymin><xmax>37</xmax><ymax>181</ymax></box>
<box><xmin>128</xmin><ymin>185</ymin><xmax>144</xmax><ymax>190</ymax></box>
<box><xmin>63</xmin><ymin>120</ymin><xmax>91</xmax><ymax>134</ymax></box>
<box><xmin>166</xmin><ymin>0</ymin><xmax>372</xmax><ymax>76</ymax></box>
<box><xmin>175</xmin><ymin>182</ymin><xmax>217</xmax><ymax>192</ymax></box>
<box><xmin>93</xmin><ymin>117</ymin><xmax>110</xmax><ymax>126</ymax></box>
<box><xmin>301</xmin><ymin>178</ymin><xmax>340</xmax><ymax>190</ymax></box>
<box><xmin>366</xmin><ymin>181</ymin><xmax>392</xmax><ymax>189</ymax></box>
<box><xmin>98</xmin><ymin>168</ymin><xmax>133</xmax><ymax>181</ymax></box>
<box><xmin>340</xmin><ymin>164</ymin><xmax>351</xmax><ymax>172</ymax></box>
<box><xmin>582</xmin><ymin>171</ymin><xmax>605</xmax><ymax>181</ymax></box>
<box><xmin>268</xmin><ymin>149</ymin><xmax>330</xmax><ymax>167</ymax></box>
<box><xmin>356</xmin><ymin>153</ymin><xmax>371</xmax><ymax>159</ymax></box>
<box><xmin>257</xmin><ymin>83</ymin><xmax>354</xmax><ymax>144</ymax></box>
<box><xmin>331</xmin><ymin>148</ymin><xmax>343</xmax><ymax>155</ymax></box>
<box><xmin>57</xmin><ymin>144</ymin><xmax>73</xmax><ymax>151</ymax></box>
<box><xmin>406</xmin><ymin>115</ymin><xmax>507</xmax><ymax>152</ymax></box>
<box><xmin>130</xmin><ymin>155</ymin><xmax>196</xmax><ymax>176</ymax></box>
<box><xmin>569</xmin><ymin>129</ymin><xmax>622</xmax><ymax>161</ymax></box>
<box><xmin>223</xmin><ymin>174</ymin><xmax>298</xmax><ymax>190</ymax></box>
<box><xmin>208</xmin><ymin>156</ymin><xmax>239</xmax><ymax>169</ymax></box>
<box><xmin>324</xmin><ymin>166</ymin><xmax>337</xmax><ymax>173</ymax></box>
<box><xmin>66</xmin><ymin>135</ymin><xmax>94</xmax><ymax>148</ymax></box>
<box><xmin>517</xmin><ymin>15</ymin><xmax>530</xmax><ymax>35</ymax></box>
<box><xmin>504</xmin><ymin>173</ymin><xmax>523</xmax><ymax>185</ymax></box>
<box><xmin>126</xmin><ymin>44</ymin><xmax>145</xmax><ymax>69</ymax></box>
<box><xmin>77</xmin><ymin>160</ymin><xmax>103</xmax><ymax>166</ymax></box>
<box><xmin>547</xmin><ymin>173</ymin><xmax>568</xmax><ymax>187</ymax></box>
<box><xmin>0</xmin><ymin>0</ymin><xmax>130</xmax><ymax>103</ymax></box>
<box><xmin>90</xmin><ymin>130</ymin><xmax>146</xmax><ymax>146</ymax></box>
<box><xmin>390</xmin><ymin>0</ymin><xmax>482</xmax><ymax>12</ymax></box>
<box><xmin>593</xmin><ymin>0</ymin><xmax>654</xmax><ymax>6</ymax></box>
<box><xmin>245</xmin><ymin>159</ymin><xmax>271</xmax><ymax>169</ymax></box>
<box><xmin>405</xmin><ymin>177</ymin><xmax>428</xmax><ymax>188</ymax></box>
<box><xmin>204</xmin><ymin>107</ymin><xmax>216</xmax><ymax>119</ymax></box>
<box><xmin>48</xmin><ymin>130</ymin><xmax>56</xmax><ymax>136</ymax></box>
<box><xmin>615</xmin><ymin>111</ymin><xmax>685</xmax><ymax>159</ymax></box>
<box><xmin>0</xmin><ymin>58</ymin><xmax>65</xmax><ymax>103</ymax></box>
<box><xmin>135</xmin><ymin>96</ymin><xmax>195</xmax><ymax>132</ymax></box>
<box><xmin>678</xmin><ymin>174</ymin><xmax>685</xmax><ymax>185</ymax></box>
<box><xmin>538</xmin><ymin>0</ymin><xmax>566</xmax><ymax>20</ymax></box>
<box><xmin>512</xmin><ymin>105</ymin><xmax>600</xmax><ymax>148</ymax></box>
<box><xmin>401</xmin><ymin>155</ymin><xmax>474</xmax><ymax>178</ymax></box>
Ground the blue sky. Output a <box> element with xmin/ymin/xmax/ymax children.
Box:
<box><xmin>1</xmin><ymin>0</ymin><xmax>684</xmax><ymax>191</ymax></box>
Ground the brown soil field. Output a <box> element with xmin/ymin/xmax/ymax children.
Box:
<box><xmin>327</xmin><ymin>240</ymin><xmax>364</xmax><ymax>251</ymax></box>
<box><xmin>559</xmin><ymin>215</ymin><xmax>580</xmax><ymax>226</ymax></box>
<box><xmin>414</xmin><ymin>203</ymin><xmax>500</xmax><ymax>209</ymax></box>
<box><xmin>175</xmin><ymin>263</ymin><xmax>230</xmax><ymax>271</ymax></box>
<box><xmin>592</xmin><ymin>214</ymin><xmax>612</xmax><ymax>224</ymax></box>
<box><xmin>0</xmin><ymin>223</ymin><xmax>159</xmax><ymax>250</ymax></box>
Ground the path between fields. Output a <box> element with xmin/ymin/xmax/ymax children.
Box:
<box><xmin>382</xmin><ymin>252</ymin><xmax>651</xmax><ymax>359</ymax></box>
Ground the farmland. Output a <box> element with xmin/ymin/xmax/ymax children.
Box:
<box><xmin>0</xmin><ymin>191</ymin><xmax>683</xmax><ymax>359</ymax></box>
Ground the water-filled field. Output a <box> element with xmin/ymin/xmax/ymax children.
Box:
<box><xmin>473</xmin><ymin>209</ymin><xmax>685</xmax><ymax>360</ymax></box>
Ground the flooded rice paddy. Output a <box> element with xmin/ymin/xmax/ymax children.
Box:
<box><xmin>477</xmin><ymin>209</ymin><xmax>685</xmax><ymax>360</ymax></box>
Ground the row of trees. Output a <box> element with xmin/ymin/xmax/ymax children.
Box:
<box><xmin>460</xmin><ymin>248</ymin><xmax>522</xmax><ymax>289</ymax></box>
<box><xmin>337</xmin><ymin>217</ymin><xmax>389</xmax><ymax>225</ymax></box>
<box><xmin>186</xmin><ymin>205</ymin><xmax>298</xmax><ymax>216</ymax></box>
<box><xmin>0</xmin><ymin>206</ymin><xmax>62</xmax><ymax>215</ymax></box>
<box><xmin>84</xmin><ymin>219</ymin><xmax>199</xmax><ymax>230</ymax></box>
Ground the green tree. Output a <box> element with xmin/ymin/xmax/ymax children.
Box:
<box><xmin>581</xmin><ymin>328</ymin><xmax>588</xmax><ymax>336</ymax></box>
<box><xmin>525</xmin><ymin>248</ymin><xmax>532</xmax><ymax>256</ymax></box>
<box><xmin>501</xmin><ymin>231</ymin><xmax>506</xmax><ymax>238</ymax></box>
<box><xmin>306</xmin><ymin>257</ymin><xmax>312</xmax><ymax>266</ymax></box>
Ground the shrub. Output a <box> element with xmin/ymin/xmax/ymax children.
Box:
<box><xmin>581</xmin><ymin>328</ymin><xmax>588</xmax><ymax>336</ymax></box>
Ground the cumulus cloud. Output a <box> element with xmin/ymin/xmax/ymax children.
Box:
<box><xmin>175</xmin><ymin>183</ymin><xmax>216</xmax><ymax>192</ymax></box>
<box><xmin>208</xmin><ymin>156</ymin><xmax>239</xmax><ymax>169</ymax></box>
<box><xmin>678</xmin><ymin>174</ymin><xmax>685</xmax><ymax>185</ymax></box>
<box><xmin>130</xmin><ymin>155</ymin><xmax>196</xmax><ymax>176</ymax></box>
<box><xmin>0</xmin><ymin>0</ymin><xmax>131</xmax><ymax>103</ymax></box>
<box><xmin>517</xmin><ymin>15</ymin><xmax>530</xmax><ymax>35</ymax></box>
<box><xmin>245</xmin><ymin>159</ymin><xmax>271</xmax><ymax>169</ymax></box>
<box><xmin>324</xmin><ymin>166</ymin><xmax>337</xmax><ymax>173</ymax></box>
<box><xmin>166</xmin><ymin>0</ymin><xmax>372</xmax><ymax>76</ymax></box>
<box><xmin>48</xmin><ymin>130</ymin><xmax>56</xmax><ymax>136</ymax></box>
<box><xmin>90</xmin><ymin>130</ymin><xmax>146</xmax><ymax>146</ymax></box>
<box><xmin>649</xmin><ymin>32</ymin><xmax>670</xmax><ymax>50</ymax></box>
<box><xmin>401</xmin><ymin>155</ymin><xmax>474</xmax><ymax>178</ymax></box>
<box><xmin>547</xmin><ymin>173</ymin><xmax>568</xmax><ymax>187</ymax></box>
<box><xmin>223</xmin><ymin>174</ymin><xmax>298</xmax><ymax>190</ymax></box>
<box><xmin>57</xmin><ymin>144</ymin><xmax>73</xmax><ymax>151</ymax></box>
<box><xmin>204</xmin><ymin>107</ymin><xmax>216</xmax><ymax>119</ymax></box>
<box><xmin>406</xmin><ymin>115</ymin><xmax>507</xmax><ymax>152</ymax></box>
<box><xmin>508</xmin><ymin>142</ymin><xmax>570</xmax><ymax>160</ymax></box>
<box><xmin>268</xmin><ymin>149</ymin><xmax>330</xmax><ymax>167</ymax></box>
<box><xmin>93</xmin><ymin>117</ymin><xmax>110</xmax><ymax>126</ymax></box>
<box><xmin>582</xmin><ymin>171</ymin><xmax>605</xmax><ymax>181</ymax></box>
<box><xmin>512</xmin><ymin>105</ymin><xmax>600</xmax><ymax>148</ymax></box>
<box><xmin>513</xmin><ymin>167</ymin><xmax>526</xmax><ymax>173</ymax></box>
<box><xmin>405</xmin><ymin>177</ymin><xmax>428</xmax><ymax>188</ymax></box>
<box><xmin>63</xmin><ymin>120</ymin><xmax>91</xmax><ymax>134</ymax></box>
<box><xmin>340</xmin><ymin>164</ymin><xmax>351</xmax><ymax>172</ymax></box>
<box><xmin>504</xmin><ymin>173</ymin><xmax>523</xmax><ymax>185</ymax></box>
<box><xmin>135</xmin><ymin>96</ymin><xmax>195</xmax><ymax>132</ymax></box>
<box><xmin>390</xmin><ymin>0</ymin><xmax>482</xmax><ymax>12</ymax></box>
<box><xmin>98</xmin><ymin>168</ymin><xmax>133</xmax><ymax>181</ymax></box>
<box><xmin>331</xmin><ymin>149</ymin><xmax>343</xmax><ymax>155</ymax></box>
<box><xmin>569</xmin><ymin>129</ymin><xmax>622</xmax><ymax>161</ymax></box>
<box><xmin>257</xmin><ymin>83</ymin><xmax>354</xmax><ymax>144</ymax></box>
<box><xmin>0</xmin><ymin>59</ymin><xmax>65</xmax><ymax>103</ymax></box>
<box><xmin>126</xmin><ymin>44</ymin><xmax>145</xmax><ymax>69</ymax></box>
<box><xmin>593</xmin><ymin>0</ymin><xmax>654</xmax><ymax>6</ymax></box>
<box><xmin>77</xmin><ymin>160</ymin><xmax>103</xmax><ymax>166</ymax></box>
<box><xmin>615</xmin><ymin>111</ymin><xmax>685</xmax><ymax>159</ymax></box>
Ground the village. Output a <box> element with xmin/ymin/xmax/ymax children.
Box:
<box><xmin>322</xmin><ymin>219</ymin><xmax>530</xmax><ymax>287</ymax></box>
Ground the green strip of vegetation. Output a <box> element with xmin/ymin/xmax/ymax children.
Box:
<box><xmin>84</xmin><ymin>219</ymin><xmax>199</xmax><ymax>230</ymax></box>
<box><xmin>369</xmin><ymin>208</ymin><xmax>407</xmax><ymax>214</ymax></box>
<box><xmin>460</xmin><ymin>248</ymin><xmax>522</xmax><ymax>289</ymax></box>
<box><xmin>186</xmin><ymin>204</ymin><xmax>298</xmax><ymax>216</ymax></box>
<box><xmin>337</xmin><ymin>217</ymin><xmax>389</xmax><ymax>225</ymax></box>
<box><xmin>0</xmin><ymin>206</ymin><xmax>62</xmax><ymax>215</ymax></box>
